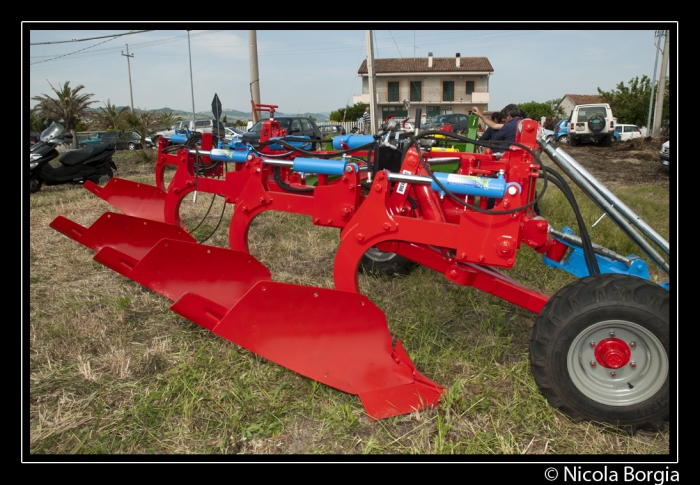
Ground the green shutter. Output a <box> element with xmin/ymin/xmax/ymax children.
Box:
<box><xmin>443</xmin><ymin>81</ymin><xmax>454</xmax><ymax>101</ymax></box>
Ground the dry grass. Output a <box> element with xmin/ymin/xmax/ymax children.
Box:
<box><xmin>26</xmin><ymin>147</ymin><xmax>673</xmax><ymax>460</ymax></box>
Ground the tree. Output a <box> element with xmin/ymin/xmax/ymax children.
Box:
<box><xmin>518</xmin><ymin>99</ymin><xmax>566</xmax><ymax>128</ymax></box>
<box><xmin>598</xmin><ymin>75</ymin><xmax>669</xmax><ymax>128</ymax></box>
<box><xmin>157</xmin><ymin>111</ymin><xmax>182</xmax><ymax>131</ymax></box>
<box><xmin>222</xmin><ymin>115</ymin><xmax>228</xmax><ymax>124</ymax></box>
<box><xmin>94</xmin><ymin>100</ymin><xmax>129</xmax><ymax>131</ymax></box>
<box><xmin>330</xmin><ymin>103</ymin><xmax>368</xmax><ymax>123</ymax></box>
<box><xmin>31</xmin><ymin>81</ymin><xmax>98</xmax><ymax>148</ymax></box>
<box><xmin>125</xmin><ymin>109</ymin><xmax>161</xmax><ymax>149</ymax></box>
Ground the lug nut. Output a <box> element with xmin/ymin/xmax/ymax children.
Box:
<box><xmin>609</xmin><ymin>331</ymin><xmax>615</xmax><ymax>337</ymax></box>
<box><xmin>610</xmin><ymin>371</ymin><xmax>616</xmax><ymax>377</ymax></box>
<box><xmin>590</xmin><ymin>360</ymin><xmax>596</xmax><ymax>367</ymax></box>
<box><xmin>630</xmin><ymin>362</ymin><xmax>636</xmax><ymax>369</ymax></box>
<box><xmin>629</xmin><ymin>341</ymin><xmax>636</xmax><ymax>349</ymax></box>
<box><xmin>590</xmin><ymin>341</ymin><xmax>596</xmax><ymax>348</ymax></box>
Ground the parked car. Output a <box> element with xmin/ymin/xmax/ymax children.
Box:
<box><xmin>659</xmin><ymin>140</ymin><xmax>669</xmax><ymax>167</ymax></box>
<box><xmin>614</xmin><ymin>124</ymin><xmax>642</xmax><ymax>141</ymax></box>
<box><xmin>153</xmin><ymin>119</ymin><xmax>227</xmax><ymax>141</ymax></box>
<box><xmin>80</xmin><ymin>131</ymin><xmax>142</xmax><ymax>150</ymax></box>
<box><xmin>553</xmin><ymin>118</ymin><xmax>569</xmax><ymax>143</ymax></box>
<box><xmin>568</xmin><ymin>103</ymin><xmax>615</xmax><ymax>147</ymax></box>
<box><xmin>225</xmin><ymin>127</ymin><xmax>244</xmax><ymax>139</ymax></box>
<box><xmin>318</xmin><ymin>124</ymin><xmax>347</xmax><ymax>137</ymax></box>
<box><xmin>421</xmin><ymin>113</ymin><xmax>471</xmax><ymax>133</ymax></box>
<box><xmin>242</xmin><ymin>116</ymin><xmax>323</xmax><ymax>150</ymax></box>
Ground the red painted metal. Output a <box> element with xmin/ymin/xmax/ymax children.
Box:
<box><xmin>50</xmin><ymin>116</ymin><xmax>559</xmax><ymax>419</ymax></box>
<box><xmin>594</xmin><ymin>338</ymin><xmax>631</xmax><ymax>369</ymax></box>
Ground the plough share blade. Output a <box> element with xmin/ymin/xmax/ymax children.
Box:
<box><xmin>50</xmin><ymin>212</ymin><xmax>444</xmax><ymax>419</ymax></box>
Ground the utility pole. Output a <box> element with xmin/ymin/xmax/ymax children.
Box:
<box><xmin>645</xmin><ymin>31</ymin><xmax>662</xmax><ymax>136</ymax></box>
<box><xmin>187</xmin><ymin>31</ymin><xmax>196</xmax><ymax>123</ymax></box>
<box><xmin>121</xmin><ymin>44</ymin><xmax>135</xmax><ymax>113</ymax></box>
<box><xmin>366</xmin><ymin>30</ymin><xmax>377</xmax><ymax>134</ymax></box>
<box><xmin>652</xmin><ymin>30</ymin><xmax>669</xmax><ymax>136</ymax></box>
<box><xmin>249</xmin><ymin>30</ymin><xmax>261</xmax><ymax>123</ymax></box>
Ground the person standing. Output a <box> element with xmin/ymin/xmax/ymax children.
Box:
<box><xmin>479</xmin><ymin>111</ymin><xmax>504</xmax><ymax>141</ymax></box>
<box><xmin>472</xmin><ymin>104</ymin><xmax>523</xmax><ymax>142</ymax></box>
<box><xmin>362</xmin><ymin>107</ymin><xmax>372</xmax><ymax>134</ymax></box>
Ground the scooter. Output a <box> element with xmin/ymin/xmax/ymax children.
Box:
<box><xmin>29</xmin><ymin>122</ymin><xmax>117</xmax><ymax>193</ymax></box>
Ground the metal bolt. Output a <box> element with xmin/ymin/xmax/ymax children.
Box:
<box><xmin>590</xmin><ymin>341</ymin><xmax>596</xmax><ymax>348</ymax></box>
<box><xmin>356</xmin><ymin>233</ymin><xmax>364</xmax><ymax>242</ymax></box>
<box><xmin>610</xmin><ymin>371</ymin><xmax>616</xmax><ymax>377</ymax></box>
<box><xmin>629</xmin><ymin>341</ymin><xmax>636</xmax><ymax>349</ymax></box>
<box><xmin>590</xmin><ymin>360</ymin><xmax>596</xmax><ymax>367</ymax></box>
<box><xmin>609</xmin><ymin>331</ymin><xmax>615</xmax><ymax>337</ymax></box>
<box><xmin>630</xmin><ymin>362</ymin><xmax>636</xmax><ymax>369</ymax></box>
<box><xmin>345</xmin><ymin>165</ymin><xmax>353</xmax><ymax>172</ymax></box>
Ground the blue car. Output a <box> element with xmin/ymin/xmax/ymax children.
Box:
<box><xmin>553</xmin><ymin>118</ymin><xmax>569</xmax><ymax>143</ymax></box>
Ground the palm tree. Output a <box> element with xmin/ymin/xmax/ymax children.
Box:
<box><xmin>95</xmin><ymin>100</ymin><xmax>129</xmax><ymax>131</ymax></box>
<box><xmin>31</xmin><ymin>81</ymin><xmax>97</xmax><ymax>148</ymax></box>
<box><xmin>157</xmin><ymin>111</ymin><xmax>182</xmax><ymax>131</ymax></box>
<box><xmin>125</xmin><ymin>108</ymin><xmax>161</xmax><ymax>149</ymax></box>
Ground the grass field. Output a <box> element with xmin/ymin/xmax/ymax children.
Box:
<box><xmin>27</xmin><ymin>144</ymin><xmax>673</xmax><ymax>459</ymax></box>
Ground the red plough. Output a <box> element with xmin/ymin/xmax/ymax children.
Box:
<box><xmin>49</xmin><ymin>106</ymin><xmax>670</xmax><ymax>431</ymax></box>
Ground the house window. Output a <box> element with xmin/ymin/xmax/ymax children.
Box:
<box><xmin>409</xmin><ymin>81</ymin><xmax>422</xmax><ymax>102</ymax></box>
<box><xmin>466</xmin><ymin>81</ymin><xmax>475</xmax><ymax>94</ymax></box>
<box><xmin>381</xmin><ymin>105</ymin><xmax>408</xmax><ymax>120</ymax></box>
<box><xmin>442</xmin><ymin>81</ymin><xmax>454</xmax><ymax>102</ymax></box>
<box><xmin>426</xmin><ymin>106</ymin><xmax>440</xmax><ymax>117</ymax></box>
<box><xmin>387</xmin><ymin>81</ymin><xmax>399</xmax><ymax>102</ymax></box>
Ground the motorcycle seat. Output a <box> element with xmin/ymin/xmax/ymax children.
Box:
<box><xmin>59</xmin><ymin>143</ymin><xmax>115</xmax><ymax>167</ymax></box>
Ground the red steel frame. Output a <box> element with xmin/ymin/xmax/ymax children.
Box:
<box><xmin>51</xmin><ymin>116</ymin><xmax>571</xmax><ymax>419</ymax></box>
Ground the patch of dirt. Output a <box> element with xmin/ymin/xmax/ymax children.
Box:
<box><xmin>547</xmin><ymin>136</ymin><xmax>669</xmax><ymax>189</ymax></box>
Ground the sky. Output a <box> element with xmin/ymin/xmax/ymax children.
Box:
<box><xmin>25</xmin><ymin>24</ymin><xmax>675</xmax><ymax>118</ymax></box>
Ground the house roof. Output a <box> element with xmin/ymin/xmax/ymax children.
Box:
<box><xmin>563</xmin><ymin>94</ymin><xmax>603</xmax><ymax>105</ymax></box>
<box><xmin>358</xmin><ymin>57</ymin><xmax>494</xmax><ymax>74</ymax></box>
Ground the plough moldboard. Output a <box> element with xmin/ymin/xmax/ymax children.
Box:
<box><xmin>49</xmin><ymin>105</ymin><xmax>671</xmax><ymax>432</ymax></box>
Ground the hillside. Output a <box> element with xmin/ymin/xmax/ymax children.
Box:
<box><xmin>94</xmin><ymin>106</ymin><xmax>331</xmax><ymax>122</ymax></box>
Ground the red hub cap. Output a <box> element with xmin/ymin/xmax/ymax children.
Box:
<box><xmin>594</xmin><ymin>338</ymin><xmax>631</xmax><ymax>369</ymax></box>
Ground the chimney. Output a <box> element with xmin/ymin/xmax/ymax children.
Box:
<box><xmin>428</xmin><ymin>52</ymin><xmax>433</xmax><ymax>68</ymax></box>
<box><xmin>456</xmin><ymin>53</ymin><xmax>460</xmax><ymax>68</ymax></box>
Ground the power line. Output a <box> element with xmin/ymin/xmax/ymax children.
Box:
<box><xmin>30</xmin><ymin>30</ymin><xmax>154</xmax><ymax>45</ymax></box>
<box><xmin>30</xmin><ymin>36</ymin><xmax>120</xmax><ymax>65</ymax></box>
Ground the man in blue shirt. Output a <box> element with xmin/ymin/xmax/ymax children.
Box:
<box><xmin>473</xmin><ymin>104</ymin><xmax>523</xmax><ymax>142</ymax></box>
<box><xmin>479</xmin><ymin>111</ymin><xmax>504</xmax><ymax>141</ymax></box>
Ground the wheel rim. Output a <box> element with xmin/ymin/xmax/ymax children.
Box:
<box><xmin>129</xmin><ymin>143</ymin><xmax>136</xmax><ymax>150</ymax></box>
<box><xmin>567</xmin><ymin>319</ymin><xmax>668</xmax><ymax>406</ymax></box>
<box><xmin>364</xmin><ymin>247</ymin><xmax>398</xmax><ymax>263</ymax></box>
<box><xmin>560</xmin><ymin>136</ymin><xmax>567</xmax><ymax>143</ymax></box>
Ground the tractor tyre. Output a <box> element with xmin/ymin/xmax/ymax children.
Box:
<box><xmin>529</xmin><ymin>274</ymin><xmax>669</xmax><ymax>434</ymax></box>
<box><xmin>360</xmin><ymin>247</ymin><xmax>413</xmax><ymax>276</ymax></box>
<box><xmin>30</xmin><ymin>174</ymin><xmax>42</xmax><ymax>193</ymax></box>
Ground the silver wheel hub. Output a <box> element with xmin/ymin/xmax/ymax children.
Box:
<box><xmin>567</xmin><ymin>319</ymin><xmax>667</xmax><ymax>406</ymax></box>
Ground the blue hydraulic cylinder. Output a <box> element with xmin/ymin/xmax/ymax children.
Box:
<box><xmin>292</xmin><ymin>158</ymin><xmax>355</xmax><ymax>176</ymax></box>
<box><xmin>430</xmin><ymin>172</ymin><xmax>508</xmax><ymax>198</ymax></box>
<box><xmin>169</xmin><ymin>132</ymin><xmax>190</xmax><ymax>144</ymax></box>
<box><xmin>207</xmin><ymin>149</ymin><xmax>249</xmax><ymax>164</ymax></box>
<box><xmin>332</xmin><ymin>134</ymin><xmax>375</xmax><ymax>150</ymax></box>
